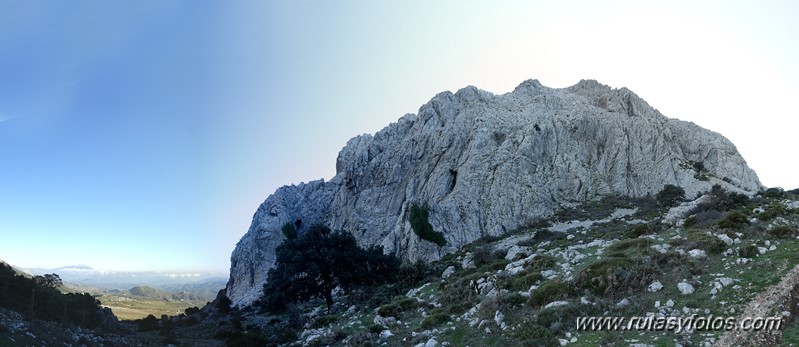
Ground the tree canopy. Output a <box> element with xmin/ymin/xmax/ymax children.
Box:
<box><xmin>261</xmin><ymin>224</ymin><xmax>400</xmax><ymax>312</ymax></box>
<box><xmin>656</xmin><ymin>184</ymin><xmax>686</xmax><ymax>207</ymax></box>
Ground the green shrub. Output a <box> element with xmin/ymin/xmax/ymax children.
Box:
<box><xmin>377</xmin><ymin>304</ymin><xmax>400</xmax><ymax>318</ymax></box>
<box><xmin>311</xmin><ymin>314</ymin><xmax>338</xmax><ymax>329</ymax></box>
<box><xmin>409</xmin><ymin>203</ymin><xmax>446</xmax><ymax>246</ymax></box>
<box><xmin>683</xmin><ymin>216</ymin><xmax>697</xmax><ymax>228</ymax></box>
<box><xmin>768</xmin><ymin>225</ymin><xmax>795</xmax><ymax>239</ymax></box>
<box><xmin>536</xmin><ymin>303</ymin><xmax>588</xmax><ymax>334</ymax></box>
<box><xmin>395</xmin><ymin>297</ymin><xmax>421</xmax><ymax>311</ymax></box>
<box><xmin>439</xmin><ymin>277</ymin><xmax>478</xmax><ymax>315</ymax></box>
<box><xmin>529</xmin><ymin>254</ymin><xmax>557</xmax><ymax>271</ymax></box>
<box><xmin>657</xmin><ymin>184</ymin><xmax>685</xmax><ymax>207</ymax></box>
<box><xmin>718</xmin><ymin>210</ymin><xmax>749</xmax><ymax>230</ymax></box>
<box><xmin>478</xmin><ymin>292</ymin><xmax>527</xmax><ymax>320</ymax></box>
<box><xmin>573</xmin><ymin>257</ymin><xmax>655</xmax><ymax>297</ymax></box>
<box><xmin>605</xmin><ymin>238</ymin><xmax>653</xmax><ymax>255</ymax></box>
<box><xmin>420</xmin><ymin>313</ymin><xmax>450</xmax><ymax>330</ymax></box>
<box><xmin>513</xmin><ymin>322</ymin><xmax>559</xmax><ymax>346</ymax></box>
<box><xmin>478</xmin><ymin>260</ymin><xmax>510</xmax><ymax>273</ymax></box>
<box><xmin>686</xmin><ymin>232</ymin><xmax>728</xmax><ymax>254</ymax></box>
<box><xmin>739</xmin><ymin>244</ymin><xmax>759</xmax><ymax>258</ymax></box>
<box><xmin>624</xmin><ymin>224</ymin><xmax>651</xmax><ymax>238</ymax></box>
<box><xmin>763</xmin><ymin>187</ymin><xmax>785</xmax><ymax>198</ymax></box>
<box><xmin>529</xmin><ymin>280</ymin><xmax>575</xmax><ymax>307</ymax></box>
<box><xmin>281</xmin><ymin>222</ymin><xmax>298</xmax><ymax>240</ymax></box>
<box><xmin>759</xmin><ymin>203</ymin><xmax>787</xmax><ymax>221</ymax></box>
<box><xmin>512</xmin><ymin>272</ymin><xmax>544</xmax><ymax>291</ymax></box>
<box><xmin>368</xmin><ymin>324</ymin><xmax>384</xmax><ymax>333</ymax></box>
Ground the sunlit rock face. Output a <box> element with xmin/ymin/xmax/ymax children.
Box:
<box><xmin>227</xmin><ymin>79</ymin><xmax>762</xmax><ymax>306</ymax></box>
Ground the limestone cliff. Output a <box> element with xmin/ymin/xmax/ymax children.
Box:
<box><xmin>226</xmin><ymin>79</ymin><xmax>762</xmax><ymax>306</ymax></box>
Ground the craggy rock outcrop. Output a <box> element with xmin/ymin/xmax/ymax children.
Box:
<box><xmin>227</xmin><ymin>79</ymin><xmax>762</xmax><ymax>306</ymax></box>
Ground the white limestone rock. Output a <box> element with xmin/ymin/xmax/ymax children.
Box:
<box><xmin>688</xmin><ymin>249</ymin><xmax>707</xmax><ymax>259</ymax></box>
<box><xmin>441</xmin><ymin>266</ymin><xmax>456</xmax><ymax>279</ymax></box>
<box><xmin>678</xmin><ymin>282</ymin><xmax>695</xmax><ymax>295</ymax></box>
<box><xmin>648</xmin><ymin>280</ymin><xmax>664</xmax><ymax>293</ymax></box>
<box><xmin>505</xmin><ymin>245</ymin><xmax>532</xmax><ymax>261</ymax></box>
<box><xmin>226</xmin><ymin>79</ymin><xmax>763</xmax><ymax>306</ymax></box>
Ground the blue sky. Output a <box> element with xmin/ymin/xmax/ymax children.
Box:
<box><xmin>1</xmin><ymin>1</ymin><xmax>797</xmax><ymax>272</ymax></box>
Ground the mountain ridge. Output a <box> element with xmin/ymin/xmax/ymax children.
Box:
<box><xmin>227</xmin><ymin>78</ymin><xmax>763</xmax><ymax>306</ymax></box>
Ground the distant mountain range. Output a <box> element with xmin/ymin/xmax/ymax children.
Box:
<box><xmin>22</xmin><ymin>265</ymin><xmax>227</xmax><ymax>297</ymax></box>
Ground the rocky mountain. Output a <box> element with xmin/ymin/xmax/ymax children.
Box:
<box><xmin>227</xmin><ymin>79</ymin><xmax>762</xmax><ymax>306</ymax></box>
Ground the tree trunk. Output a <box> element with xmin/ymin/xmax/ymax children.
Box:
<box><xmin>324</xmin><ymin>289</ymin><xmax>334</xmax><ymax>313</ymax></box>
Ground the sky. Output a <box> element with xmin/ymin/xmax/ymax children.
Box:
<box><xmin>1</xmin><ymin>1</ymin><xmax>797</xmax><ymax>272</ymax></box>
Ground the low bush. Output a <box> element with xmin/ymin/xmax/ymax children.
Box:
<box><xmin>420</xmin><ymin>313</ymin><xmax>450</xmax><ymax>330</ymax></box>
<box><xmin>759</xmin><ymin>203</ymin><xmax>787</xmax><ymax>221</ymax></box>
<box><xmin>684</xmin><ymin>209</ymin><xmax>724</xmax><ymax>228</ymax></box>
<box><xmin>739</xmin><ymin>244</ymin><xmax>759</xmax><ymax>258</ymax></box>
<box><xmin>478</xmin><ymin>292</ymin><xmax>526</xmax><ymax>320</ymax></box>
<box><xmin>528</xmin><ymin>254</ymin><xmax>557</xmax><ymax>271</ymax></box>
<box><xmin>438</xmin><ymin>277</ymin><xmax>478</xmax><ymax>315</ymax></box>
<box><xmin>529</xmin><ymin>280</ymin><xmax>575</xmax><ymax>307</ymax></box>
<box><xmin>511</xmin><ymin>272</ymin><xmax>544</xmax><ymax>291</ymax></box>
<box><xmin>768</xmin><ymin>225</ymin><xmax>795</xmax><ymax>239</ymax></box>
<box><xmin>513</xmin><ymin>321</ymin><xmax>560</xmax><ymax>346</ymax></box>
<box><xmin>686</xmin><ymin>232</ymin><xmax>728</xmax><ymax>254</ymax></box>
<box><xmin>763</xmin><ymin>187</ymin><xmax>785</xmax><ymax>198</ymax></box>
<box><xmin>718</xmin><ymin>210</ymin><xmax>750</xmax><ymax>230</ymax></box>
<box><xmin>605</xmin><ymin>238</ymin><xmax>653</xmax><ymax>255</ymax></box>
<box><xmin>624</xmin><ymin>224</ymin><xmax>650</xmax><ymax>238</ymax></box>
<box><xmin>368</xmin><ymin>324</ymin><xmax>384</xmax><ymax>333</ymax></box>
<box><xmin>471</xmin><ymin>244</ymin><xmax>503</xmax><ymax>268</ymax></box>
<box><xmin>311</xmin><ymin>315</ymin><xmax>338</xmax><ymax>329</ymax></box>
<box><xmin>536</xmin><ymin>303</ymin><xmax>590</xmax><ymax>334</ymax></box>
<box><xmin>573</xmin><ymin>257</ymin><xmax>656</xmax><ymax>297</ymax></box>
<box><xmin>377</xmin><ymin>304</ymin><xmax>400</xmax><ymax>318</ymax></box>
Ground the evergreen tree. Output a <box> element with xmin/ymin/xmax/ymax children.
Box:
<box><xmin>261</xmin><ymin>224</ymin><xmax>400</xmax><ymax>313</ymax></box>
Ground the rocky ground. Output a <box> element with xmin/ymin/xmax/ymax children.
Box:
<box><xmin>234</xmin><ymin>189</ymin><xmax>799</xmax><ymax>346</ymax></box>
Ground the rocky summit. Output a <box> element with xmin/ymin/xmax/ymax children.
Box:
<box><xmin>227</xmin><ymin>79</ymin><xmax>762</xmax><ymax>306</ymax></box>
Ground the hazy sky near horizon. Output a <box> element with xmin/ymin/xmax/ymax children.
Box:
<box><xmin>1</xmin><ymin>1</ymin><xmax>797</xmax><ymax>272</ymax></box>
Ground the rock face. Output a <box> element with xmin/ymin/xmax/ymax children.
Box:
<box><xmin>227</xmin><ymin>79</ymin><xmax>762</xmax><ymax>306</ymax></box>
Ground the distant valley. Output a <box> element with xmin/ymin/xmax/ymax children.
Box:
<box><xmin>24</xmin><ymin>265</ymin><xmax>227</xmax><ymax>320</ymax></box>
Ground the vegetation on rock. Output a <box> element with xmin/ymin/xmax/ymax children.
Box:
<box><xmin>409</xmin><ymin>203</ymin><xmax>447</xmax><ymax>246</ymax></box>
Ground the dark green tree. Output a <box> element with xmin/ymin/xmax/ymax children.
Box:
<box><xmin>409</xmin><ymin>203</ymin><xmax>446</xmax><ymax>246</ymax></box>
<box><xmin>281</xmin><ymin>222</ymin><xmax>298</xmax><ymax>240</ymax></box>
<box><xmin>214</xmin><ymin>289</ymin><xmax>232</xmax><ymax>315</ymax></box>
<box><xmin>656</xmin><ymin>184</ymin><xmax>686</xmax><ymax>207</ymax></box>
<box><xmin>261</xmin><ymin>224</ymin><xmax>400</xmax><ymax>313</ymax></box>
